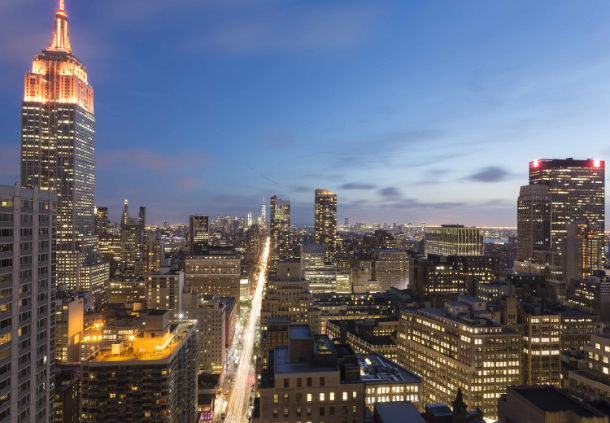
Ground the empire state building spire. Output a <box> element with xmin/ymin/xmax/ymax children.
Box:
<box><xmin>49</xmin><ymin>0</ymin><xmax>71</xmax><ymax>52</ymax></box>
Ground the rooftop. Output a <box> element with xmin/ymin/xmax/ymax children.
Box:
<box><xmin>273</xmin><ymin>347</ymin><xmax>337</xmax><ymax>374</ymax></box>
<box><xmin>358</xmin><ymin>353</ymin><xmax>422</xmax><ymax>385</ymax></box>
<box><xmin>511</xmin><ymin>387</ymin><xmax>603</xmax><ymax>417</ymax></box>
<box><xmin>86</xmin><ymin>320</ymin><xmax>196</xmax><ymax>365</ymax></box>
<box><xmin>289</xmin><ymin>325</ymin><xmax>313</xmax><ymax>340</ymax></box>
<box><xmin>374</xmin><ymin>402</ymin><xmax>425</xmax><ymax>423</ymax></box>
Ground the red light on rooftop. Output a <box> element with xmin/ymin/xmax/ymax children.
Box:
<box><xmin>593</xmin><ymin>159</ymin><xmax>601</xmax><ymax>168</ymax></box>
<box><xmin>532</xmin><ymin>160</ymin><xmax>540</xmax><ymax>168</ymax></box>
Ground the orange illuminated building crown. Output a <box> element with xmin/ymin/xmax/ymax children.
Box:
<box><xmin>23</xmin><ymin>0</ymin><xmax>94</xmax><ymax>114</ymax></box>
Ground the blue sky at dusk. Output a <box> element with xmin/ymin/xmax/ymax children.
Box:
<box><xmin>1</xmin><ymin>0</ymin><xmax>610</xmax><ymax>225</ymax></box>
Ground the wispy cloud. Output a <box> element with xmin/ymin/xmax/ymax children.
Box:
<box><xmin>464</xmin><ymin>166</ymin><xmax>512</xmax><ymax>183</ymax></box>
<box><xmin>341</xmin><ymin>182</ymin><xmax>376</xmax><ymax>190</ymax></box>
<box><xmin>379</xmin><ymin>187</ymin><xmax>400</xmax><ymax>197</ymax></box>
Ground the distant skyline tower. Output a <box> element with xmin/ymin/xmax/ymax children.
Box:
<box><xmin>20</xmin><ymin>0</ymin><xmax>108</xmax><ymax>292</ymax></box>
<box><xmin>139</xmin><ymin>206</ymin><xmax>146</xmax><ymax>226</ymax></box>
<box><xmin>188</xmin><ymin>215</ymin><xmax>209</xmax><ymax>254</ymax></box>
<box><xmin>261</xmin><ymin>202</ymin><xmax>266</xmax><ymax>222</ymax></box>
<box><xmin>247</xmin><ymin>211</ymin><xmax>253</xmax><ymax>227</ymax></box>
<box><xmin>95</xmin><ymin>206</ymin><xmax>109</xmax><ymax>236</ymax></box>
<box><xmin>314</xmin><ymin>189</ymin><xmax>337</xmax><ymax>263</ymax></box>
<box><xmin>520</xmin><ymin>158</ymin><xmax>605</xmax><ymax>280</ymax></box>
<box><xmin>121</xmin><ymin>199</ymin><xmax>129</xmax><ymax>226</ymax></box>
<box><xmin>517</xmin><ymin>185</ymin><xmax>551</xmax><ymax>262</ymax></box>
<box><xmin>270</xmin><ymin>195</ymin><xmax>292</xmax><ymax>271</ymax></box>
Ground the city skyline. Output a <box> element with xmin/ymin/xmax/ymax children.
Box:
<box><xmin>2</xmin><ymin>1</ymin><xmax>610</xmax><ymax>225</ymax></box>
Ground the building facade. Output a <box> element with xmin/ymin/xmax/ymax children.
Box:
<box><xmin>424</xmin><ymin>225</ymin><xmax>484</xmax><ymax>257</ymax></box>
<box><xmin>0</xmin><ymin>185</ymin><xmax>57</xmax><ymax>422</ymax></box>
<box><xmin>20</xmin><ymin>1</ymin><xmax>108</xmax><ymax>293</ymax></box>
<box><xmin>270</xmin><ymin>195</ymin><xmax>293</xmax><ymax>272</ymax></box>
<box><xmin>184</xmin><ymin>249</ymin><xmax>241</xmax><ymax>303</ymax></box>
<box><xmin>314</xmin><ymin>189</ymin><xmax>337</xmax><ymax>264</ymax></box>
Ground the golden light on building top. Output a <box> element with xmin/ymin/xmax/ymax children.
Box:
<box><xmin>23</xmin><ymin>0</ymin><xmax>93</xmax><ymax>113</ymax></box>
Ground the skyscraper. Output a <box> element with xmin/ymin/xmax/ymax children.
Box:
<box><xmin>94</xmin><ymin>206</ymin><xmax>108</xmax><ymax>237</ymax></box>
<box><xmin>269</xmin><ymin>195</ymin><xmax>292</xmax><ymax>271</ymax></box>
<box><xmin>424</xmin><ymin>225</ymin><xmax>484</xmax><ymax>257</ymax></box>
<box><xmin>519</xmin><ymin>159</ymin><xmax>605</xmax><ymax>281</ymax></box>
<box><xmin>314</xmin><ymin>189</ymin><xmax>337</xmax><ymax>263</ymax></box>
<box><xmin>188</xmin><ymin>215</ymin><xmax>209</xmax><ymax>254</ymax></box>
<box><xmin>0</xmin><ymin>185</ymin><xmax>57</xmax><ymax>422</ymax></box>
<box><xmin>21</xmin><ymin>0</ymin><xmax>108</xmax><ymax>293</ymax></box>
<box><xmin>517</xmin><ymin>185</ymin><xmax>551</xmax><ymax>262</ymax></box>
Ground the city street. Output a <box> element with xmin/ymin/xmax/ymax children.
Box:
<box><xmin>219</xmin><ymin>237</ymin><xmax>270</xmax><ymax>423</ymax></box>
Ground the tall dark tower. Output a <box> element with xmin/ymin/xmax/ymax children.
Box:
<box><xmin>270</xmin><ymin>195</ymin><xmax>292</xmax><ymax>272</ymax></box>
<box><xmin>20</xmin><ymin>0</ymin><xmax>108</xmax><ymax>296</ymax></box>
<box><xmin>518</xmin><ymin>158</ymin><xmax>605</xmax><ymax>281</ymax></box>
<box><xmin>314</xmin><ymin>189</ymin><xmax>337</xmax><ymax>263</ymax></box>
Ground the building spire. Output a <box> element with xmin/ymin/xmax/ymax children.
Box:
<box><xmin>49</xmin><ymin>0</ymin><xmax>71</xmax><ymax>52</ymax></box>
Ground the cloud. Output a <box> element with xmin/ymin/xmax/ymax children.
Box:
<box><xmin>464</xmin><ymin>166</ymin><xmax>511</xmax><ymax>183</ymax></box>
<box><xmin>291</xmin><ymin>186</ymin><xmax>310</xmax><ymax>193</ymax></box>
<box><xmin>192</xmin><ymin>5</ymin><xmax>376</xmax><ymax>54</ymax></box>
<box><xmin>382</xmin><ymin>198</ymin><xmax>465</xmax><ymax>210</ymax></box>
<box><xmin>341</xmin><ymin>182</ymin><xmax>376</xmax><ymax>190</ymax></box>
<box><xmin>176</xmin><ymin>177</ymin><xmax>201</xmax><ymax>194</ymax></box>
<box><xmin>379</xmin><ymin>187</ymin><xmax>400</xmax><ymax>197</ymax></box>
<box><xmin>97</xmin><ymin>149</ymin><xmax>206</xmax><ymax>172</ymax></box>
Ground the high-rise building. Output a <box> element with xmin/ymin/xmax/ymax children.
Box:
<box><xmin>146</xmin><ymin>269</ymin><xmax>184</xmax><ymax>319</ymax></box>
<box><xmin>188</xmin><ymin>215</ymin><xmax>209</xmax><ymax>254</ymax></box>
<box><xmin>138</xmin><ymin>206</ymin><xmax>146</xmax><ymax>226</ymax></box>
<box><xmin>94</xmin><ymin>206</ymin><xmax>108</xmax><ymax>237</ymax></box>
<box><xmin>522</xmin><ymin>158</ymin><xmax>605</xmax><ymax>281</ymax></box>
<box><xmin>247</xmin><ymin>211</ymin><xmax>253</xmax><ymax>227</ymax></box>
<box><xmin>20</xmin><ymin>1</ymin><xmax>109</xmax><ymax>293</ymax></box>
<box><xmin>255</xmin><ymin>326</ymin><xmax>365</xmax><ymax>423</ymax></box>
<box><xmin>314</xmin><ymin>189</ymin><xmax>337</xmax><ymax>263</ymax></box>
<box><xmin>80</xmin><ymin>313</ymin><xmax>198</xmax><ymax>422</ymax></box>
<box><xmin>300</xmin><ymin>243</ymin><xmax>338</xmax><ymax>294</ymax></box>
<box><xmin>55</xmin><ymin>288</ymin><xmax>85</xmax><ymax>364</ymax></box>
<box><xmin>398</xmin><ymin>297</ymin><xmax>521</xmax><ymax>418</ymax></box>
<box><xmin>517</xmin><ymin>185</ymin><xmax>551</xmax><ymax>262</ymax></box>
<box><xmin>183</xmin><ymin>291</ymin><xmax>227</xmax><ymax>374</ymax></box>
<box><xmin>519</xmin><ymin>313</ymin><xmax>561</xmax><ymax>386</ymax></box>
<box><xmin>372</xmin><ymin>249</ymin><xmax>409</xmax><ymax>291</ymax></box>
<box><xmin>270</xmin><ymin>195</ymin><xmax>292</xmax><ymax>271</ymax></box>
<box><xmin>120</xmin><ymin>204</ymin><xmax>146</xmax><ymax>280</ymax></box>
<box><xmin>184</xmin><ymin>248</ymin><xmax>241</xmax><ymax>302</ymax></box>
<box><xmin>424</xmin><ymin>225</ymin><xmax>484</xmax><ymax>257</ymax></box>
<box><xmin>0</xmin><ymin>185</ymin><xmax>57</xmax><ymax>422</ymax></box>
<box><xmin>565</xmin><ymin>222</ymin><xmax>604</xmax><ymax>282</ymax></box>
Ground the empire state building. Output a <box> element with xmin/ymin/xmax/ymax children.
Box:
<box><xmin>21</xmin><ymin>0</ymin><xmax>108</xmax><ymax>298</ymax></box>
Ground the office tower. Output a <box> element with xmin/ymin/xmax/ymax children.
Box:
<box><xmin>314</xmin><ymin>189</ymin><xmax>337</xmax><ymax>263</ymax></box>
<box><xmin>138</xmin><ymin>206</ymin><xmax>146</xmax><ymax>226</ymax></box>
<box><xmin>524</xmin><ymin>158</ymin><xmax>605</xmax><ymax>280</ymax></box>
<box><xmin>184</xmin><ymin>248</ymin><xmax>241</xmax><ymax>302</ymax></box>
<box><xmin>188</xmin><ymin>215</ymin><xmax>209</xmax><ymax>254</ymax></box>
<box><xmin>410</xmin><ymin>254</ymin><xmax>496</xmax><ymax>302</ymax></box>
<box><xmin>261</xmin><ymin>203</ymin><xmax>266</xmax><ymax>224</ymax></box>
<box><xmin>358</xmin><ymin>354</ymin><xmax>422</xmax><ymax>412</ymax></box>
<box><xmin>55</xmin><ymin>287</ymin><xmax>85</xmax><ymax>363</ymax></box>
<box><xmin>372</xmin><ymin>249</ymin><xmax>409</xmax><ymax>291</ymax></box>
<box><xmin>259</xmin><ymin>264</ymin><xmax>312</xmax><ymax>372</ymax></box>
<box><xmin>183</xmin><ymin>291</ymin><xmax>226</xmax><ymax>374</ymax></box>
<box><xmin>146</xmin><ymin>269</ymin><xmax>184</xmax><ymax>319</ymax></box>
<box><xmin>0</xmin><ymin>185</ymin><xmax>56</xmax><ymax>422</ymax></box>
<box><xmin>520</xmin><ymin>313</ymin><xmax>561</xmax><ymax>386</ymax></box>
<box><xmin>300</xmin><ymin>243</ymin><xmax>338</xmax><ymax>294</ymax></box>
<box><xmin>270</xmin><ymin>195</ymin><xmax>292</xmax><ymax>271</ymax></box>
<box><xmin>398</xmin><ymin>297</ymin><xmax>521</xmax><ymax>418</ymax></box>
<box><xmin>424</xmin><ymin>225</ymin><xmax>484</xmax><ymax>257</ymax></box>
<box><xmin>567</xmin><ymin>272</ymin><xmax>610</xmax><ymax>320</ymax></box>
<box><xmin>121</xmin><ymin>199</ymin><xmax>129</xmax><ymax>226</ymax></box>
<box><xmin>20</xmin><ymin>1</ymin><xmax>109</xmax><ymax>294</ymax></box>
<box><xmin>565</xmin><ymin>222</ymin><xmax>604</xmax><ymax>282</ymax></box>
<box><xmin>517</xmin><ymin>185</ymin><xmax>551</xmax><ymax>262</ymax></box>
<box><xmin>80</xmin><ymin>313</ymin><xmax>198</xmax><ymax>422</ymax></box>
<box><xmin>255</xmin><ymin>326</ymin><xmax>365</xmax><ymax>423</ymax></box>
<box><xmin>94</xmin><ymin>206</ymin><xmax>108</xmax><ymax>237</ymax></box>
<box><xmin>119</xmin><ymin>202</ymin><xmax>145</xmax><ymax>279</ymax></box>
<box><xmin>247</xmin><ymin>211</ymin><xmax>253</xmax><ymax>227</ymax></box>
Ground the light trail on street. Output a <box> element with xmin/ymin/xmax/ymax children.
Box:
<box><xmin>223</xmin><ymin>237</ymin><xmax>270</xmax><ymax>423</ymax></box>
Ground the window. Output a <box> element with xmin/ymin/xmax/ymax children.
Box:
<box><xmin>296</xmin><ymin>393</ymin><xmax>303</xmax><ymax>402</ymax></box>
<box><xmin>352</xmin><ymin>391</ymin><xmax>357</xmax><ymax>398</ymax></box>
<box><xmin>342</xmin><ymin>392</ymin><xmax>348</xmax><ymax>401</ymax></box>
<box><xmin>319</xmin><ymin>393</ymin><xmax>325</xmax><ymax>401</ymax></box>
<box><xmin>319</xmin><ymin>377</ymin><xmax>325</xmax><ymax>387</ymax></box>
<box><xmin>284</xmin><ymin>378</ymin><xmax>289</xmax><ymax>388</ymax></box>
<box><xmin>283</xmin><ymin>393</ymin><xmax>289</xmax><ymax>403</ymax></box>
<box><xmin>273</xmin><ymin>394</ymin><xmax>278</xmax><ymax>404</ymax></box>
<box><xmin>307</xmin><ymin>393</ymin><xmax>312</xmax><ymax>402</ymax></box>
<box><xmin>307</xmin><ymin>377</ymin><xmax>312</xmax><ymax>387</ymax></box>
<box><xmin>297</xmin><ymin>378</ymin><xmax>302</xmax><ymax>387</ymax></box>
<box><xmin>320</xmin><ymin>407</ymin><xmax>325</xmax><ymax>416</ymax></box>
<box><xmin>329</xmin><ymin>392</ymin><xmax>335</xmax><ymax>401</ymax></box>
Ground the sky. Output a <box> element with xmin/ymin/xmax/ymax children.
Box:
<box><xmin>1</xmin><ymin>0</ymin><xmax>610</xmax><ymax>225</ymax></box>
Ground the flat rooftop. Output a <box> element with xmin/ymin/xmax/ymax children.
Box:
<box><xmin>358</xmin><ymin>354</ymin><xmax>422</xmax><ymax>385</ymax></box>
<box><xmin>511</xmin><ymin>387</ymin><xmax>602</xmax><ymax>417</ymax></box>
<box><xmin>86</xmin><ymin>321</ymin><xmax>195</xmax><ymax>365</ymax></box>
<box><xmin>289</xmin><ymin>325</ymin><xmax>313</xmax><ymax>340</ymax></box>
<box><xmin>273</xmin><ymin>347</ymin><xmax>337</xmax><ymax>374</ymax></box>
<box><xmin>375</xmin><ymin>402</ymin><xmax>424</xmax><ymax>423</ymax></box>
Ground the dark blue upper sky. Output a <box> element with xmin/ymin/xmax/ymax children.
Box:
<box><xmin>1</xmin><ymin>0</ymin><xmax>610</xmax><ymax>225</ymax></box>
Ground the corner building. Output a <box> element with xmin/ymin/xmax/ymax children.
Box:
<box><xmin>20</xmin><ymin>0</ymin><xmax>108</xmax><ymax>293</ymax></box>
<box><xmin>398</xmin><ymin>301</ymin><xmax>521</xmax><ymax>418</ymax></box>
